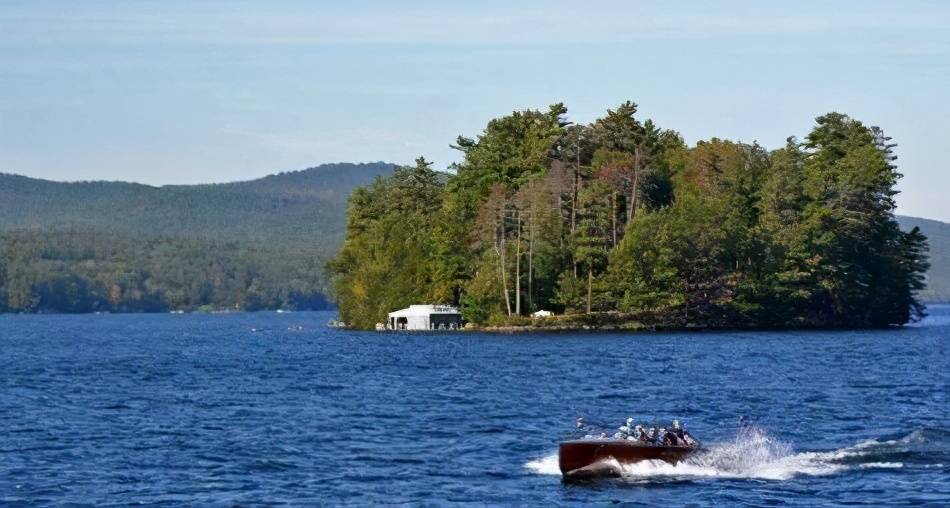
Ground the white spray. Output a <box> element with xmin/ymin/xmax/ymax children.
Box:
<box><xmin>525</xmin><ymin>426</ymin><xmax>904</xmax><ymax>481</ymax></box>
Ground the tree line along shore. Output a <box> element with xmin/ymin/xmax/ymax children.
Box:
<box><xmin>329</xmin><ymin>101</ymin><xmax>929</xmax><ymax>330</ymax></box>
<box><xmin>0</xmin><ymin>231</ymin><xmax>332</xmax><ymax>314</ymax></box>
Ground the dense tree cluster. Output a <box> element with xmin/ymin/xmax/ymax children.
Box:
<box><xmin>330</xmin><ymin>102</ymin><xmax>929</xmax><ymax>329</ymax></box>
<box><xmin>0</xmin><ymin>230</ymin><xmax>331</xmax><ymax>313</ymax></box>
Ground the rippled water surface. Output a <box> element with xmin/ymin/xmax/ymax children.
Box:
<box><xmin>2</xmin><ymin>307</ymin><xmax>949</xmax><ymax>506</ymax></box>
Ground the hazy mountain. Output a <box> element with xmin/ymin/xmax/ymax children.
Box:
<box><xmin>0</xmin><ymin>162</ymin><xmax>396</xmax><ymax>245</ymax></box>
<box><xmin>897</xmin><ymin>215</ymin><xmax>950</xmax><ymax>302</ymax></box>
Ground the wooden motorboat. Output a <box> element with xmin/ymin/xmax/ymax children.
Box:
<box><xmin>559</xmin><ymin>439</ymin><xmax>696</xmax><ymax>480</ymax></box>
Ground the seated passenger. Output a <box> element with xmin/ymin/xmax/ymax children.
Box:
<box><xmin>634</xmin><ymin>425</ymin><xmax>647</xmax><ymax>442</ymax></box>
<box><xmin>671</xmin><ymin>419</ymin><xmax>695</xmax><ymax>446</ymax></box>
<box><xmin>617</xmin><ymin>417</ymin><xmax>635</xmax><ymax>439</ymax></box>
<box><xmin>662</xmin><ymin>428</ymin><xmax>680</xmax><ymax>446</ymax></box>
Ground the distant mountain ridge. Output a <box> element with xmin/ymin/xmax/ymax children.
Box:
<box><xmin>0</xmin><ymin>162</ymin><xmax>396</xmax><ymax>245</ymax></box>
<box><xmin>896</xmin><ymin>215</ymin><xmax>950</xmax><ymax>303</ymax></box>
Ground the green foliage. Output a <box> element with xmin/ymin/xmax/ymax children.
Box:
<box><xmin>781</xmin><ymin>113</ymin><xmax>928</xmax><ymax>326</ymax></box>
<box><xmin>0</xmin><ymin>230</ymin><xmax>330</xmax><ymax>313</ymax></box>
<box><xmin>573</xmin><ymin>181</ymin><xmax>613</xmax><ymax>272</ymax></box>
<box><xmin>459</xmin><ymin>252</ymin><xmax>505</xmax><ymax>324</ymax></box>
<box><xmin>609</xmin><ymin>189</ymin><xmax>734</xmax><ymax>324</ymax></box>
<box><xmin>327</xmin><ymin>159</ymin><xmax>446</xmax><ymax>329</ymax></box>
<box><xmin>451</xmin><ymin>103</ymin><xmax>567</xmax><ymax>191</ymax></box>
<box><xmin>333</xmin><ymin>103</ymin><xmax>929</xmax><ymax>330</ymax></box>
<box><xmin>0</xmin><ymin>162</ymin><xmax>393</xmax><ymax>313</ymax></box>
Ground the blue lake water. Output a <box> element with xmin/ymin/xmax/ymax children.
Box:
<box><xmin>1</xmin><ymin>307</ymin><xmax>949</xmax><ymax>506</ymax></box>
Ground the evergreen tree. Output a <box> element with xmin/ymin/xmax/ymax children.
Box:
<box><xmin>331</xmin><ymin>104</ymin><xmax>929</xmax><ymax>330</ymax></box>
<box><xmin>327</xmin><ymin>158</ymin><xmax>445</xmax><ymax>329</ymax></box>
<box><xmin>791</xmin><ymin>113</ymin><xmax>926</xmax><ymax>326</ymax></box>
<box><xmin>561</xmin><ymin>181</ymin><xmax>613</xmax><ymax>313</ymax></box>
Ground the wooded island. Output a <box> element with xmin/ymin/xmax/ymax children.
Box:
<box><xmin>329</xmin><ymin>102</ymin><xmax>929</xmax><ymax>330</ymax></box>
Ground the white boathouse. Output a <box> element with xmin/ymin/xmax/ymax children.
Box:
<box><xmin>387</xmin><ymin>305</ymin><xmax>463</xmax><ymax>330</ymax></box>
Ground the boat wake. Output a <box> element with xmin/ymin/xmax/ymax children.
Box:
<box><xmin>526</xmin><ymin>426</ymin><xmax>944</xmax><ymax>481</ymax></box>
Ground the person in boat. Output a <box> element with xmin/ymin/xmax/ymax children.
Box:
<box><xmin>663</xmin><ymin>419</ymin><xmax>695</xmax><ymax>447</ymax></box>
<box><xmin>644</xmin><ymin>426</ymin><xmax>658</xmax><ymax>445</ymax></box>
<box><xmin>672</xmin><ymin>419</ymin><xmax>696</xmax><ymax>446</ymax></box>
<box><xmin>638</xmin><ymin>425</ymin><xmax>659</xmax><ymax>444</ymax></box>
<box><xmin>616</xmin><ymin>417</ymin><xmax>636</xmax><ymax>439</ymax></box>
<box><xmin>634</xmin><ymin>425</ymin><xmax>648</xmax><ymax>442</ymax></box>
<box><xmin>662</xmin><ymin>427</ymin><xmax>680</xmax><ymax>446</ymax></box>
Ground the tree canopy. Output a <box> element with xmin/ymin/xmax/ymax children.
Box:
<box><xmin>330</xmin><ymin>103</ymin><xmax>929</xmax><ymax>330</ymax></box>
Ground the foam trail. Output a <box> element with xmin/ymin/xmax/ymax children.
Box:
<box><xmin>525</xmin><ymin>453</ymin><xmax>560</xmax><ymax>475</ymax></box>
<box><xmin>525</xmin><ymin>426</ymin><xmax>905</xmax><ymax>481</ymax></box>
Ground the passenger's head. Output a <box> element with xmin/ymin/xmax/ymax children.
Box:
<box><xmin>626</xmin><ymin>417</ymin><xmax>633</xmax><ymax>425</ymax></box>
<box><xmin>672</xmin><ymin>419</ymin><xmax>681</xmax><ymax>430</ymax></box>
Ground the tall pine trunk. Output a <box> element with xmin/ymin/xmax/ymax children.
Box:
<box><xmin>515</xmin><ymin>211</ymin><xmax>521</xmax><ymax>316</ymax></box>
<box><xmin>498</xmin><ymin>211</ymin><xmax>512</xmax><ymax>316</ymax></box>
<box><xmin>610</xmin><ymin>191</ymin><xmax>617</xmax><ymax>246</ymax></box>
<box><xmin>628</xmin><ymin>146</ymin><xmax>641</xmax><ymax>222</ymax></box>
<box><xmin>528</xmin><ymin>212</ymin><xmax>534</xmax><ymax>312</ymax></box>
<box><xmin>572</xmin><ymin>164</ymin><xmax>579</xmax><ymax>277</ymax></box>
<box><xmin>587</xmin><ymin>266</ymin><xmax>593</xmax><ymax>314</ymax></box>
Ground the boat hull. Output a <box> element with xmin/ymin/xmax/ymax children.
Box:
<box><xmin>559</xmin><ymin>439</ymin><xmax>694</xmax><ymax>479</ymax></box>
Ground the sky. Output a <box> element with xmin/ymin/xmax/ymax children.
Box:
<box><xmin>1</xmin><ymin>1</ymin><xmax>949</xmax><ymax>220</ymax></box>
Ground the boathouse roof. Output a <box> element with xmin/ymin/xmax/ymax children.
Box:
<box><xmin>388</xmin><ymin>305</ymin><xmax>460</xmax><ymax>318</ymax></box>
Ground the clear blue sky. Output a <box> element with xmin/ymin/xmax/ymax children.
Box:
<box><xmin>1</xmin><ymin>1</ymin><xmax>948</xmax><ymax>220</ymax></box>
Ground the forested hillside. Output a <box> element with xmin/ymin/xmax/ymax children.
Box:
<box><xmin>0</xmin><ymin>162</ymin><xmax>393</xmax><ymax>243</ymax></box>
<box><xmin>330</xmin><ymin>102</ymin><xmax>931</xmax><ymax>329</ymax></box>
<box><xmin>897</xmin><ymin>216</ymin><xmax>950</xmax><ymax>302</ymax></box>
<box><xmin>0</xmin><ymin>162</ymin><xmax>394</xmax><ymax>313</ymax></box>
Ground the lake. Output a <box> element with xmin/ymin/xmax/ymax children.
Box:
<box><xmin>1</xmin><ymin>307</ymin><xmax>948</xmax><ymax>506</ymax></box>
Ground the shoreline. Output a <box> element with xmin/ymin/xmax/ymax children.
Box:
<box><xmin>3</xmin><ymin>304</ymin><xmax>946</xmax><ymax>333</ymax></box>
<box><xmin>466</xmin><ymin>322</ymin><xmax>910</xmax><ymax>334</ymax></box>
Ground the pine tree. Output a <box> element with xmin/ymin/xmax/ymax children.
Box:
<box><xmin>570</xmin><ymin>181</ymin><xmax>614</xmax><ymax>313</ymax></box>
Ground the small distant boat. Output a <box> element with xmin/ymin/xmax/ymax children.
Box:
<box><xmin>559</xmin><ymin>439</ymin><xmax>696</xmax><ymax>480</ymax></box>
<box><xmin>327</xmin><ymin>319</ymin><xmax>347</xmax><ymax>329</ymax></box>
